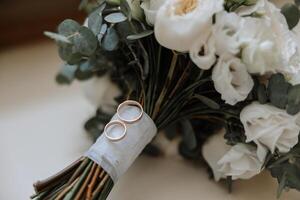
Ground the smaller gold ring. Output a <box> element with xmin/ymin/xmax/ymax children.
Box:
<box><xmin>104</xmin><ymin>120</ymin><xmax>127</xmax><ymax>142</ymax></box>
<box><xmin>117</xmin><ymin>100</ymin><xmax>143</xmax><ymax>123</ymax></box>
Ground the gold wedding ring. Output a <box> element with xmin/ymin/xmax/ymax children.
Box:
<box><xmin>117</xmin><ymin>100</ymin><xmax>144</xmax><ymax>123</ymax></box>
<box><xmin>104</xmin><ymin>120</ymin><xmax>127</xmax><ymax>142</ymax></box>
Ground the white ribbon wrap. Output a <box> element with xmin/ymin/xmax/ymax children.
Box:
<box><xmin>85</xmin><ymin>106</ymin><xmax>157</xmax><ymax>182</ymax></box>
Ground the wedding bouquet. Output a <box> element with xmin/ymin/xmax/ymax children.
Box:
<box><xmin>32</xmin><ymin>0</ymin><xmax>300</xmax><ymax>199</ymax></box>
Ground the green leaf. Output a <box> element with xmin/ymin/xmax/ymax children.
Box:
<box><xmin>257</xmin><ymin>84</ymin><xmax>268</xmax><ymax>104</ymax></box>
<box><xmin>268</xmin><ymin>74</ymin><xmax>291</xmax><ymax>109</ymax></box>
<box><xmin>58</xmin><ymin>44</ymin><xmax>82</xmax><ymax>64</ymax></box>
<box><xmin>295</xmin><ymin>0</ymin><xmax>300</xmax><ymax>6</ymax></box>
<box><xmin>88</xmin><ymin>6</ymin><xmax>105</xmax><ymax>35</ymax></box>
<box><xmin>180</xmin><ymin>119</ymin><xmax>197</xmax><ymax>150</ymax></box>
<box><xmin>281</xmin><ymin>3</ymin><xmax>300</xmax><ymax>30</ymax></box>
<box><xmin>73</xmin><ymin>27</ymin><xmax>98</xmax><ymax>56</ymax></box>
<box><xmin>55</xmin><ymin>64</ymin><xmax>77</xmax><ymax>84</ymax></box>
<box><xmin>287</xmin><ymin>84</ymin><xmax>300</xmax><ymax>115</ymax></box>
<box><xmin>102</xmin><ymin>27</ymin><xmax>119</xmax><ymax>51</ymax></box>
<box><xmin>58</xmin><ymin>19</ymin><xmax>81</xmax><ymax>36</ymax></box>
<box><xmin>104</xmin><ymin>12</ymin><xmax>127</xmax><ymax>24</ymax></box>
<box><xmin>106</xmin><ymin>0</ymin><xmax>120</xmax><ymax>6</ymax></box>
<box><xmin>126</xmin><ymin>30</ymin><xmax>154</xmax><ymax>40</ymax></box>
<box><xmin>97</xmin><ymin>24</ymin><xmax>108</xmax><ymax>43</ymax></box>
<box><xmin>44</xmin><ymin>31</ymin><xmax>71</xmax><ymax>44</ymax></box>
<box><xmin>120</xmin><ymin>0</ymin><xmax>132</xmax><ymax>21</ymax></box>
<box><xmin>194</xmin><ymin>94</ymin><xmax>220</xmax><ymax>109</ymax></box>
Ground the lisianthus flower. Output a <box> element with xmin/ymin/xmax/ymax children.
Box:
<box><xmin>213</xmin><ymin>11</ymin><xmax>243</xmax><ymax>56</ymax></box>
<box><xmin>240</xmin><ymin>102</ymin><xmax>300</xmax><ymax>154</ymax></box>
<box><xmin>218</xmin><ymin>143</ymin><xmax>266</xmax><ymax>180</ymax></box>
<box><xmin>202</xmin><ymin>131</ymin><xmax>231</xmax><ymax>181</ymax></box>
<box><xmin>189</xmin><ymin>33</ymin><xmax>216</xmax><ymax>70</ymax></box>
<box><xmin>154</xmin><ymin>0</ymin><xmax>224</xmax><ymax>52</ymax></box>
<box><xmin>212</xmin><ymin>56</ymin><xmax>254</xmax><ymax>105</ymax></box>
<box><xmin>141</xmin><ymin>0</ymin><xmax>166</xmax><ymax>25</ymax></box>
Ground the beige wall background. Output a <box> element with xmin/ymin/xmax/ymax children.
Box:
<box><xmin>0</xmin><ymin>0</ymin><xmax>299</xmax><ymax>199</ymax></box>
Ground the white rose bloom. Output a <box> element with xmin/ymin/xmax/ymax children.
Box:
<box><xmin>189</xmin><ymin>34</ymin><xmax>216</xmax><ymax>70</ymax></box>
<box><xmin>82</xmin><ymin>74</ymin><xmax>121</xmax><ymax>113</ymax></box>
<box><xmin>213</xmin><ymin>11</ymin><xmax>243</xmax><ymax>56</ymax></box>
<box><xmin>141</xmin><ymin>0</ymin><xmax>166</xmax><ymax>25</ymax></box>
<box><xmin>154</xmin><ymin>0</ymin><xmax>224</xmax><ymax>52</ymax></box>
<box><xmin>218</xmin><ymin>143</ymin><xmax>266</xmax><ymax>180</ymax></box>
<box><xmin>202</xmin><ymin>130</ymin><xmax>231</xmax><ymax>181</ymax></box>
<box><xmin>238</xmin><ymin>16</ymin><xmax>282</xmax><ymax>74</ymax></box>
<box><xmin>212</xmin><ymin>56</ymin><xmax>254</xmax><ymax>105</ymax></box>
<box><xmin>240</xmin><ymin>102</ymin><xmax>300</xmax><ymax>153</ymax></box>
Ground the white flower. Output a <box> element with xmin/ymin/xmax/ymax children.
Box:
<box><xmin>213</xmin><ymin>11</ymin><xmax>243</xmax><ymax>56</ymax></box>
<box><xmin>82</xmin><ymin>74</ymin><xmax>121</xmax><ymax>113</ymax></box>
<box><xmin>240</xmin><ymin>102</ymin><xmax>300</xmax><ymax>153</ymax></box>
<box><xmin>212</xmin><ymin>56</ymin><xmax>254</xmax><ymax>105</ymax></box>
<box><xmin>154</xmin><ymin>0</ymin><xmax>224</xmax><ymax>52</ymax></box>
<box><xmin>238</xmin><ymin>16</ymin><xmax>282</xmax><ymax>74</ymax></box>
<box><xmin>202</xmin><ymin>130</ymin><xmax>231</xmax><ymax>181</ymax></box>
<box><xmin>141</xmin><ymin>0</ymin><xmax>166</xmax><ymax>25</ymax></box>
<box><xmin>218</xmin><ymin>143</ymin><xmax>266</xmax><ymax>180</ymax></box>
<box><xmin>189</xmin><ymin>33</ymin><xmax>216</xmax><ymax>70</ymax></box>
<box><xmin>127</xmin><ymin>0</ymin><xmax>144</xmax><ymax>21</ymax></box>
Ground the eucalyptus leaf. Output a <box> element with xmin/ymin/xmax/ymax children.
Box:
<box><xmin>281</xmin><ymin>3</ymin><xmax>300</xmax><ymax>30</ymax></box>
<box><xmin>73</xmin><ymin>27</ymin><xmax>98</xmax><ymax>56</ymax></box>
<box><xmin>102</xmin><ymin>27</ymin><xmax>119</xmax><ymax>51</ymax></box>
<box><xmin>88</xmin><ymin>7</ymin><xmax>104</xmax><ymax>35</ymax></box>
<box><xmin>268</xmin><ymin>74</ymin><xmax>291</xmax><ymax>109</ymax></box>
<box><xmin>120</xmin><ymin>0</ymin><xmax>132</xmax><ymax>21</ymax></box>
<box><xmin>75</xmin><ymin>67</ymin><xmax>93</xmax><ymax>80</ymax></box>
<box><xmin>257</xmin><ymin>84</ymin><xmax>268</xmax><ymax>104</ymax></box>
<box><xmin>104</xmin><ymin>12</ymin><xmax>127</xmax><ymax>24</ymax></box>
<box><xmin>58</xmin><ymin>19</ymin><xmax>81</xmax><ymax>36</ymax></box>
<box><xmin>97</xmin><ymin>24</ymin><xmax>108</xmax><ymax>43</ymax></box>
<box><xmin>287</xmin><ymin>84</ymin><xmax>300</xmax><ymax>115</ymax></box>
<box><xmin>194</xmin><ymin>94</ymin><xmax>220</xmax><ymax>109</ymax></box>
<box><xmin>55</xmin><ymin>64</ymin><xmax>77</xmax><ymax>84</ymax></box>
<box><xmin>44</xmin><ymin>31</ymin><xmax>71</xmax><ymax>44</ymax></box>
<box><xmin>58</xmin><ymin>44</ymin><xmax>82</xmax><ymax>64</ymax></box>
<box><xmin>127</xmin><ymin>30</ymin><xmax>154</xmax><ymax>40</ymax></box>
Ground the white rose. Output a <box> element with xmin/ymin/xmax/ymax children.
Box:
<box><xmin>218</xmin><ymin>143</ymin><xmax>266</xmax><ymax>180</ymax></box>
<box><xmin>213</xmin><ymin>11</ymin><xmax>243</xmax><ymax>56</ymax></box>
<box><xmin>202</xmin><ymin>130</ymin><xmax>231</xmax><ymax>181</ymax></box>
<box><xmin>189</xmin><ymin>33</ymin><xmax>216</xmax><ymax>70</ymax></box>
<box><xmin>212</xmin><ymin>56</ymin><xmax>254</xmax><ymax>105</ymax></box>
<box><xmin>82</xmin><ymin>74</ymin><xmax>121</xmax><ymax>113</ymax></box>
<box><xmin>154</xmin><ymin>0</ymin><xmax>224</xmax><ymax>52</ymax></box>
<box><xmin>141</xmin><ymin>0</ymin><xmax>166</xmax><ymax>25</ymax></box>
<box><xmin>240</xmin><ymin>102</ymin><xmax>300</xmax><ymax>153</ymax></box>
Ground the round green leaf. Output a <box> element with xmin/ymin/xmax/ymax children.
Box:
<box><xmin>287</xmin><ymin>84</ymin><xmax>300</xmax><ymax>115</ymax></box>
<box><xmin>102</xmin><ymin>27</ymin><xmax>119</xmax><ymax>51</ymax></box>
<box><xmin>88</xmin><ymin>6</ymin><xmax>105</xmax><ymax>35</ymax></box>
<box><xmin>58</xmin><ymin>19</ymin><xmax>81</xmax><ymax>36</ymax></box>
<box><xmin>281</xmin><ymin>3</ymin><xmax>300</xmax><ymax>30</ymax></box>
<box><xmin>268</xmin><ymin>74</ymin><xmax>291</xmax><ymax>109</ymax></box>
<box><xmin>73</xmin><ymin>27</ymin><xmax>98</xmax><ymax>56</ymax></box>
